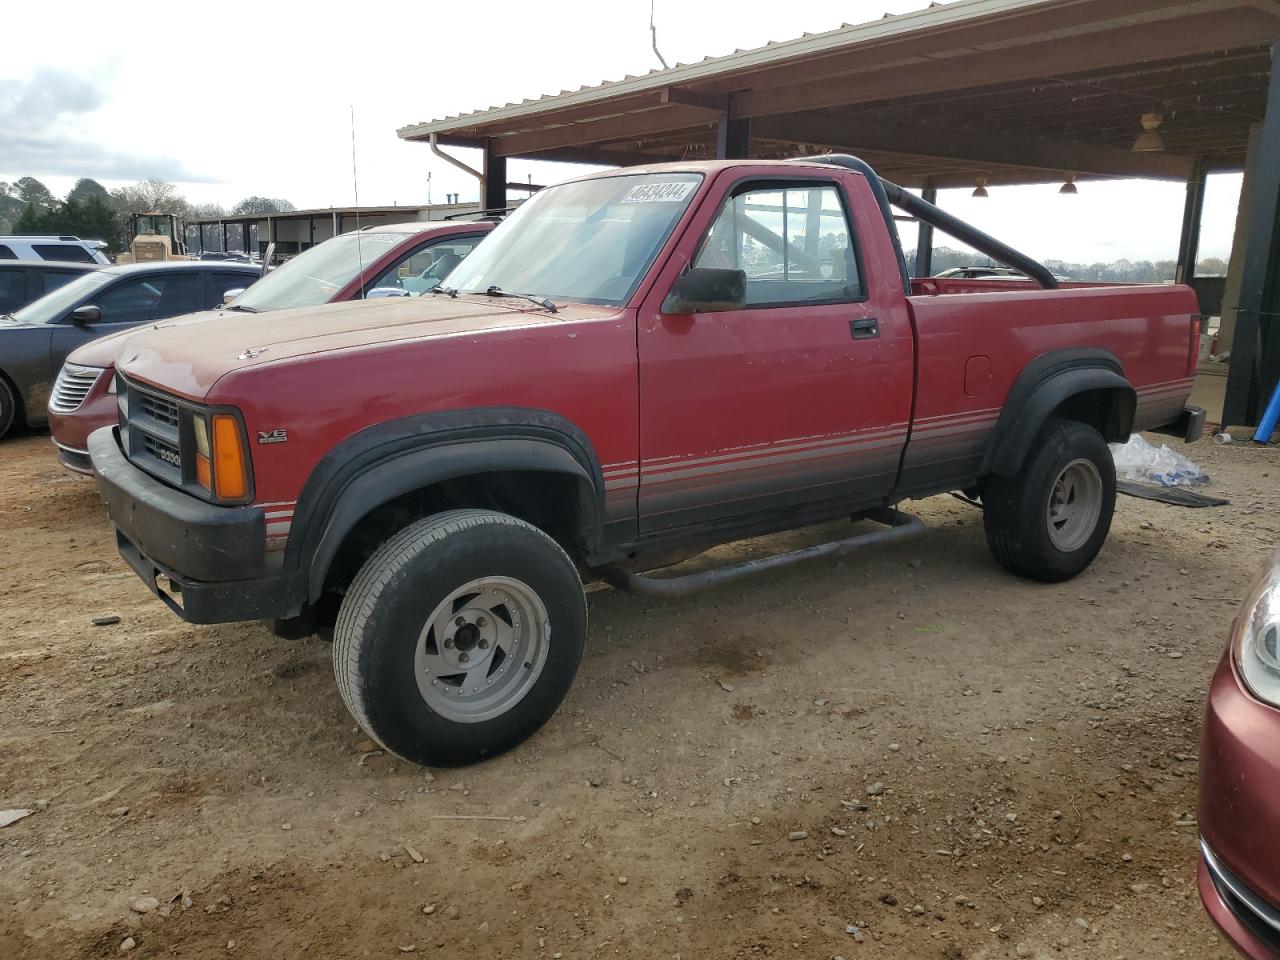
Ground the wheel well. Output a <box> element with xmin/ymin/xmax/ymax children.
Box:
<box><xmin>1048</xmin><ymin>387</ymin><xmax>1134</xmax><ymax>444</ymax></box>
<box><xmin>318</xmin><ymin>470</ymin><xmax>590</xmax><ymax>600</ymax></box>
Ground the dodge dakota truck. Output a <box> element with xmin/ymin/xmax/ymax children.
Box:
<box><xmin>89</xmin><ymin>155</ymin><xmax>1203</xmax><ymax>766</ymax></box>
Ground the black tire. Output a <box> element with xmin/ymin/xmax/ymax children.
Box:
<box><xmin>982</xmin><ymin>418</ymin><xmax>1116</xmax><ymax>583</ymax></box>
<box><xmin>333</xmin><ymin>508</ymin><xmax>586</xmax><ymax>767</ymax></box>
<box><xmin>0</xmin><ymin>377</ymin><xmax>17</xmax><ymax>439</ymax></box>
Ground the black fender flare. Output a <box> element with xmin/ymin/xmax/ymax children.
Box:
<box><xmin>982</xmin><ymin>349</ymin><xmax>1135</xmax><ymax>478</ymax></box>
<box><xmin>283</xmin><ymin>407</ymin><xmax>605</xmax><ymax>602</ymax></box>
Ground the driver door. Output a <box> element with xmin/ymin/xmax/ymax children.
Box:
<box><xmin>635</xmin><ymin>173</ymin><xmax>913</xmax><ymax>533</ymax></box>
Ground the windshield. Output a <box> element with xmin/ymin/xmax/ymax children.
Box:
<box><xmin>444</xmin><ymin>173</ymin><xmax>703</xmax><ymax>306</ymax></box>
<box><xmin>11</xmin><ymin>270</ymin><xmax>115</xmax><ymax>324</ymax></box>
<box><xmin>230</xmin><ymin>232</ymin><xmax>405</xmax><ymax>312</ymax></box>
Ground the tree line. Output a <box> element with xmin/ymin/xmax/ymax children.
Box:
<box><xmin>906</xmin><ymin>245</ymin><xmax>1230</xmax><ymax>282</ymax></box>
<box><xmin>0</xmin><ymin>177</ymin><xmax>295</xmax><ymax>254</ymax></box>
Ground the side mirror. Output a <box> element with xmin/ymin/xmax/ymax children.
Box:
<box><xmin>69</xmin><ymin>304</ymin><xmax>101</xmax><ymax>324</ymax></box>
<box><xmin>367</xmin><ymin>287</ymin><xmax>410</xmax><ymax>299</ymax></box>
<box><xmin>660</xmin><ymin>267</ymin><xmax>747</xmax><ymax>315</ymax></box>
<box><xmin>222</xmin><ymin>288</ymin><xmax>246</xmax><ymax>306</ymax></box>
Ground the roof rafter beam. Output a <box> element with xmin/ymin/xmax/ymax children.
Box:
<box><xmin>489</xmin><ymin>104</ymin><xmax>716</xmax><ymax>158</ymax></box>
<box><xmin>736</xmin><ymin>9</ymin><xmax>1277</xmax><ymax>118</ymax></box>
<box><xmin>751</xmin><ymin>112</ymin><xmax>1196</xmax><ymax>179</ymax></box>
<box><xmin>659</xmin><ymin>86</ymin><xmax>730</xmax><ymax>113</ymax></box>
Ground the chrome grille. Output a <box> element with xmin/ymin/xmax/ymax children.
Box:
<box><xmin>49</xmin><ymin>363</ymin><xmax>102</xmax><ymax>413</ymax></box>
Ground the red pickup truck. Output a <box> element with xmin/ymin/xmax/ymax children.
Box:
<box><xmin>89</xmin><ymin>155</ymin><xmax>1202</xmax><ymax>766</ymax></box>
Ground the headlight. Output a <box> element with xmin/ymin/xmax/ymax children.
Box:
<box><xmin>1233</xmin><ymin>554</ymin><xmax>1280</xmax><ymax>706</ymax></box>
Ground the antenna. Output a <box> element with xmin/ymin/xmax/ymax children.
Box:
<box><xmin>650</xmin><ymin>0</ymin><xmax>669</xmax><ymax>70</ymax></box>
<box><xmin>350</xmin><ymin>105</ymin><xmax>365</xmax><ymax>298</ymax></box>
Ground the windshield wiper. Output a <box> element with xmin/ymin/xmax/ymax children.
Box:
<box><xmin>226</xmin><ymin>304</ymin><xmax>261</xmax><ymax>313</ymax></box>
<box><xmin>430</xmin><ymin>284</ymin><xmax>458</xmax><ymax>298</ymax></box>
<box><xmin>483</xmin><ymin>285</ymin><xmax>557</xmax><ymax>313</ymax></box>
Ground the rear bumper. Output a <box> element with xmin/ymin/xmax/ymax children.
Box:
<box><xmin>88</xmin><ymin>426</ymin><xmax>302</xmax><ymax>624</ymax></box>
<box><xmin>1153</xmin><ymin>404</ymin><xmax>1206</xmax><ymax>443</ymax></box>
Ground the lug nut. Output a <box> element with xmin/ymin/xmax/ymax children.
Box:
<box><xmin>479</xmin><ymin>639</ymin><xmax>489</xmax><ymax>650</ymax></box>
<box><xmin>455</xmin><ymin>616</ymin><xmax>465</xmax><ymax>627</ymax></box>
<box><xmin>458</xmin><ymin>652</ymin><xmax>470</xmax><ymax>663</ymax></box>
<box><xmin>444</xmin><ymin>639</ymin><xmax>454</xmax><ymax>649</ymax></box>
<box><xmin>477</xmin><ymin>616</ymin><xmax>487</xmax><ymax>627</ymax></box>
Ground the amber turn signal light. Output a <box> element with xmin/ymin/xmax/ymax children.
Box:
<box><xmin>212</xmin><ymin>414</ymin><xmax>248</xmax><ymax>500</ymax></box>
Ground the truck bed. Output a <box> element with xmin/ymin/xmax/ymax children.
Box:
<box><xmin>894</xmin><ymin>281</ymin><xmax>1199</xmax><ymax>497</ymax></box>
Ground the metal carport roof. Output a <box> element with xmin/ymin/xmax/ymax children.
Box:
<box><xmin>399</xmin><ymin>0</ymin><xmax>1279</xmax><ymax>187</ymax></box>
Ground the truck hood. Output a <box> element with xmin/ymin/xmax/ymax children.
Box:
<box><xmin>67</xmin><ymin>311</ymin><xmax>222</xmax><ymax>367</ymax></box>
<box><xmin>114</xmin><ymin>295</ymin><xmax>614</xmax><ymax>400</ymax></box>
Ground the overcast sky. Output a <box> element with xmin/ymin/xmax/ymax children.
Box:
<box><xmin>1</xmin><ymin>0</ymin><xmax>1243</xmax><ymax>265</ymax></box>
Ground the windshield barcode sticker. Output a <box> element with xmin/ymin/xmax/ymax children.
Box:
<box><xmin>620</xmin><ymin>181</ymin><xmax>696</xmax><ymax>204</ymax></box>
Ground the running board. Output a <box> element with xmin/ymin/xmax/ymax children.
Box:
<box><xmin>599</xmin><ymin>509</ymin><xmax>926</xmax><ymax>598</ymax></box>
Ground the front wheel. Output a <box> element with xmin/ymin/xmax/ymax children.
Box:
<box><xmin>333</xmin><ymin>509</ymin><xmax>586</xmax><ymax>766</ymax></box>
<box><xmin>0</xmin><ymin>378</ymin><xmax>17</xmax><ymax>439</ymax></box>
<box><xmin>982</xmin><ymin>419</ymin><xmax>1116</xmax><ymax>583</ymax></box>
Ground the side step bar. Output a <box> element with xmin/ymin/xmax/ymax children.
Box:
<box><xmin>599</xmin><ymin>509</ymin><xmax>926</xmax><ymax>598</ymax></box>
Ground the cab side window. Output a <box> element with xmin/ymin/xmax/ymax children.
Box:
<box><xmin>95</xmin><ymin>274</ymin><xmax>201</xmax><ymax>324</ymax></box>
<box><xmin>33</xmin><ymin>243</ymin><xmax>95</xmax><ymax>263</ymax></box>
<box><xmin>0</xmin><ymin>269</ymin><xmax>27</xmax><ymax>312</ymax></box>
<box><xmin>367</xmin><ymin>236</ymin><xmax>484</xmax><ymax>296</ymax></box>
<box><xmin>211</xmin><ymin>272</ymin><xmax>253</xmax><ymax>307</ymax></box>
<box><xmin>693</xmin><ymin>182</ymin><xmax>864</xmax><ymax>307</ymax></box>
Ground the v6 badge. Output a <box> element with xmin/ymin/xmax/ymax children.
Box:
<box><xmin>258</xmin><ymin>429</ymin><xmax>289</xmax><ymax>445</ymax></box>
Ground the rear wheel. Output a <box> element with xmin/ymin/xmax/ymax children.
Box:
<box><xmin>982</xmin><ymin>419</ymin><xmax>1115</xmax><ymax>582</ymax></box>
<box><xmin>333</xmin><ymin>509</ymin><xmax>586</xmax><ymax>766</ymax></box>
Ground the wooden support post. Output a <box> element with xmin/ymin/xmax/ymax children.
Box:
<box><xmin>483</xmin><ymin>139</ymin><xmax>507</xmax><ymax>211</ymax></box>
<box><xmin>916</xmin><ymin>183</ymin><xmax>937</xmax><ymax>279</ymax></box>
<box><xmin>1176</xmin><ymin>158</ymin><xmax>1207</xmax><ymax>284</ymax></box>
<box><xmin>1224</xmin><ymin>44</ymin><xmax>1280</xmax><ymax>427</ymax></box>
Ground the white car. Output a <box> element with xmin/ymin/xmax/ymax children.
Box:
<box><xmin>0</xmin><ymin>236</ymin><xmax>111</xmax><ymax>265</ymax></box>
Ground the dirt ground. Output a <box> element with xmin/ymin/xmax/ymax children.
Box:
<box><xmin>2</xmin><ymin>430</ymin><xmax>1277</xmax><ymax>960</ymax></box>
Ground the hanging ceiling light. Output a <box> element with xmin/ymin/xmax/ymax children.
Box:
<box><xmin>1059</xmin><ymin>174</ymin><xmax>1078</xmax><ymax>195</ymax></box>
<box><xmin>972</xmin><ymin>176</ymin><xmax>989</xmax><ymax>198</ymax></box>
<box><xmin>1132</xmin><ymin>112</ymin><xmax>1165</xmax><ymax>152</ymax></box>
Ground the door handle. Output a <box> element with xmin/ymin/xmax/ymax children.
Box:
<box><xmin>849</xmin><ymin>318</ymin><xmax>879</xmax><ymax>340</ymax></box>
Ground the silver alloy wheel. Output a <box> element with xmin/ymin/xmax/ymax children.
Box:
<box><xmin>1046</xmin><ymin>458</ymin><xmax>1103</xmax><ymax>552</ymax></box>
<box><xmin>413</xmin><ymin>576</ymin><xmax>551</xmax><ymax>724</ymax></box>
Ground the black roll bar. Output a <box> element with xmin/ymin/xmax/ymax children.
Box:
<box><xmin>796</xmin><ymin>154</ymin><xmax>1059</xmax><ymax>291</ymax></box>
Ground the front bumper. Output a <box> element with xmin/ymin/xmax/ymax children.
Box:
<box><xmin>88</xmin><ymin>426</ymin><xmax>301</xmax><ymax>624</ymax></box>
<box><xmin>1200</xmin><ymin>839</ymin><xmax>1280</xmax><ymax>959</ymax></box>
<box><xmin>48</xmin><ymin>376</ymin><xmax>116</xmax><ymax>468</ymax></box>
<box><xmin>53</xmin><ymin>439</ymin><xmax>93</xmax><ymax>475</ymax></box>
<box><xmin>1198</xmin><ymin>651</ymin><xmax>1280</xmax><ymax>957</ymax></box>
